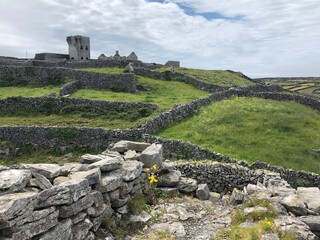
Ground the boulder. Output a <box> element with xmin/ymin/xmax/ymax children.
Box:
<box><xmin>24</xmin><ymin>164</ymin><xmax>62</xmax><ymax>179</ymax></box>
<box><xmin>280</xmin><ymin>194</ymin><xmax>308</xmax><ymax>216</ymax></box>
<box><xmin>299</xmin><ymin>216</ymin><xmax>320</xmax><ymax>237</ymax></box>
<box><xmin>121</xmin><ymin>160</ymin><xmax>143</xmax><ymax>181</ymax></box>
<box><xmin>196</xmin><ymin>183</ymin><xmax>210</xmax><ymax>200</ymax></box>
<box><xmin>124</xmin><ymin>150</ymin><xmax>140</xmax><ymax>161</ymax></box>
<box><xmin>53</xmin><ymin>176</ymin><xmax>70</xmax><ymax>185</ymax></box>
<box><xmin>32</xmin><ymin>172</ymin><xmax>52</xmax><ymax>190</ymax></box>
<box><xmin>69</xmin><ymin>168</ymin><xmax>101</xmax><ymax>185</ymax></box>
<box><xmin>297</xmin><ymin>187</ymin><xmax>320</xmax><ymax>214</ymax></box>
<box><xmin>58</xmin><ymin>194</ymin><xmax>94</xmax><ymax>218</ymax></box>
<box><xmin>178</xmin><ymin>177</ymin><xmax>197</xmax><ymax>194</ymax></box>
<box><xmin>88</xmin><ymin>156</ymin><xmax>124</xmax><ymax>172</ymax></box>
<box><xmin>35</xmin><ymin>185</ymin><xmax>71</xmax><ymax>208</ymax></box>
<box><xmin>140</xmin><ymin>143</ymin><xmax>163</xmax><ymax>168</ymax></box>
<box><xmin>0</xmin><ymin>169</ymin><xmax>32</xmax><ymax>194</ymax></box>
<box><xmin>157</xmin><ymin>169</ymin><xmax>181</xmax><ymax>187</ymax></box>
<box><xmin>0</xmin><ymin>192</ymin><xmax>37</xmax><ymax>229</ymax></box>
<box><xmin>80</xmin><ymin>154</ymin><xmax>105</xmax><ymax>164</ymax></box>
<box><xmin>230</xmin><ymin>188</ymin><xmax>244</xmax><ymax>205</ymax></box>
<box><xmin>111</xmin><ymin>141</ymin><xmax>150</xmax><ymax>153</ymax></box>
<box><xmin>110</xmin><ymin>140</ymin><xmax>130</xmax><ymax>152</ymax></box>
<box><xmin>97</xmin><ymin>172</ymin><xmax>122</xmax><ymax>193</ymax></box>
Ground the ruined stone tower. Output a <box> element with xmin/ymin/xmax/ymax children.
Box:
<box><xmin>66</xmin><ymin>35</ymin><xmax>90</xmax><ymax>60</ymax></box>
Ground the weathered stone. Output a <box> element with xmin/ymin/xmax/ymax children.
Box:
<box><xmin>116</xmin><ymin>205</ymin><xmax>129</xmax><ymax>215</ymax></box>
<box><xmin>129</xmin><ymin>210</ymin><xmax>152</xmax><ymax>223</ymax></box>
<box><xmin>101</xmin><ymin>150</ymin><xmax>121</xmax><ymax>157</ymax></box>
<box><xmin>32</xmin><ymin>172</ymin><xmax>52</xmax><ymax>190</ymax></box>
<box><xmin>70</xmin><ymin>211</ymin><xmax>87</xmax><ymax>225</ymax></box>
<box><xmin>72</xmin><ymin>218</ymin><xmax>93</xmax><ymax>240</ymax></box>
<box><xmin>119</xmin><ymin>181</ymin><xmax>134</xmax><ymax>198</ymax></box>
<box><xmin>109</xmin><ymin>189</ymin><xmax>120</xmax><ymax>201</ymax></box>
<box><xmin>91</xmin><ymin>205</ymin><xmax>114</xmax><ymax>232</ymax></box>
<box><xmin>131</xmin><ymin>183</ymin><xmax>143</xmax><ymax>195</ymax></box>
<box><xmin>3</xmin><ymin>210</ymin><xmax>59</xmax><ymax>240</ymax></box>
<box><xmin>297</xmin><ymin>187</ymin><xmax>320</xmax><ymax>214</ymax></box>
<box><xmin>245</xmin><ymin>183</ymin><xmax>271</xmax><ymax>199</ymax></box>
<box><xmin>111</xmin><ymin>195</ymin><xmax>130</xmax><ymax>208</ymax></box>
<box><xmin>121</xmin><ymin>160</ymin><xmax>143</xmax><ymax>181</ymax></box>
<box><xmin>58</xmin><ymin>179</ymin><xmax>91</xmax><ymax>202</ymax></box>
<box><xmin>196</xmin><ymin>183</ymin><xmax>210</xmax><ymax>200</ymax></box>
<box><xmin>24</xmin><ymin>164</ymin><xmax>62</xmax><ymax>179</ymax></box>
<box><xmin>157</xmin><ymin>169</ymin><xmax>181</xmax><ymax>187</ymax></box>
<box><xmin>140</xmin><ymin>143</ymin><xmax>163</xmax><ymax>168</ymax></box>
<box><xmin>178</xmin><ymin>177</ymin><xmax>197</xmax><ymax>193</ymax></box>
<box><xmin>0</xmin><ymin>169</ymin><xmax>32</xmax><ymax>195</ymax></box>
<box><xmin>280</xmin><ymin>194</ymin><xmax>308</xmax><ymax>216</ymax></box>
<box><xmin>84</xmin><ymin>231</ymin><xmax>95</xmax><ymax>240</ymax></box>
<box><xmin>300</xmin><ymin>216</ymin><xmax>320</xmax><ymax>236</ymax></box>
<box><xmin>80</xmin><ymin>154</ymin><xmax>105</xmax><ymax>164</ymax></box>
<box><xmin>88</xmin><ymin>156</ymin><xmax>124</xmax><ymax>172</ymax></box>
<box><xmin>89</xmin><ymin>191</ymin><xmax>104</xmax><ymax>208</ymax></box>
<box><xmin>230</xmin><ymin>188</ymin><xmax>244</xmax><ymax>205</ymax></box>
<box><xmin>275</xmin><ymin>216</ymin><xmax>318</xmax><ymax>240</ymax></box>
<box><xmin>271</xmin><ymin>187</ymin><xmax>296</xmax><ymax>198</ymax></box>
<box><xmin>110</xmin><ymin>140</ymin><xmax>130</xmax><ymax>152</ymax></box>
<box><xmin>87</xmin><ymin>203</ymin><xmax>108</xmax><ymax>217</ymax></box>
<box><xmin>177</xmin><ymin>206</ymin><xmax>194</xmax><ymax>221</ymax></box>
<box><xmin>60</xmin><ymin>163</ymin><xmax>89</xmax><ymax>174</ymax></box>
<box><xmin>124</xmin><ymin>150</ymin><xmax>140</xmax><ymax>161</ymax></box>
<box><xmin>53</xmin><ymin>176</ymin><xmax>70</xmax><ymax>185</ymax></box>
<box><xmin>127</xmin><ymin>141</ymin><xmax>150</xmax><ymax>152</ymax></box>
<box><xmin>28</xmin><ymin>178</ymin><xmax>38</xmax><ymax>188</ymax></box>
<box><xmin>59</xmin><ymin>194</ymin><xmax>94</xmax><ymax>218</ymax></box>
<box><xmin>209</xmin><ymin>192</ymin><xmax>221</xmax><ymax>201</ymax></box>
<box><xmin>35</xmin><ymin>185</ymin><xmax>71</xmax><ymax>208</ymax></box>
<box><xmin>97</xmin><ymin>172</ymin><xmax>122</xmax><ymax>193</ymax></box>
<box><xmin>69</xmin><ymin>168</ymin><xmax>101</xmax><ymax>185</ymax></box>
<box><xmin>37</xmin><ymin>218</ymin><xmax>72</xmax><ymax>240</ymax></box>
<box><xmin>151</xmin><ymin>221</ymin><xmax>186</xmax><ymax>237</ymax></box>
<box><xmin>0</xmin><ymin>192</ymin><xmax>37</xmax><ymax>229</ymax></box>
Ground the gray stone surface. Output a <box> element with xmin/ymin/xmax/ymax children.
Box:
<box><xmin>87</xmin><ymin>203</ymin><xmax>108</xmax><ymax>217</ymax></box>
<box><xmin>24</xmin><ymin>164</ymin><xmax>62</xmax><ymax>179</ymax></box>
<box><xmin>91</xmin><ymin>205</ymin><xmax>114</xmax><ymax>232</ymax></box>
<box><xmin>97</xmin><ymin>172</ymin><xmax>122</xmax><ymax>193</ymax></box>
<box><xmin>196</xmin><ymin>183</ymin><xmax>210</xmax><ymax>200</ymax></box>
<box><xmin>280</xmin><ymin>194</ymin><xmax>308</xmax><ymax>216</ymax></box>
<box><xmin>157</xmin><ymin>169</ymin><xmax>181</xmax><ymax>187</ymax></box>
<box><xmin>80</xmin><ymin>154</ymin><xmax>105</xmax><ymax>164</ymax></box>
<box><xmin>130</xmin><ymin>210</ymin><xmax>152</xmax><ymax>223</ymax></box>
<box><xmin>124</xmin><ymin>150</ymin><xmax>140</xmax><ymax>161</ymax></box>
<box><xmin>53</xmin><ymin>176</ymin><xmax>70</xmax><ymax>185</ymax></box>
<box><xmin>69</xmin><ymin>168</ymin><xmax>101</xmax><ymax>185</ymax></box>
<box><xmin>300</xmin><ymin>216</ymin><xmax>320</xmax><ymax>236</ymax></box>
<box><xmin>297</xmin><ymin>187</ymin><xmax>320</xmax><ymax>214</ymax></box>
<box><xmin>71</xmin><ymin>218</ymin><xmax>93</xmax><ymax>240</ymax></box>
<box><xmin>35</xmin><ymin>185</ymin><xmax>71</xmax><ymax>208</ymax></box>
<box><xmin>0</xmin><ymin>169</ymin><xmax>32</xmax><ymax>195</ymax></box>
<box><xmin>70</xmin><ymin>211</ymin><xmax>87</xmax><ymax>225</ymax></box>
<box><xmin>58</xmin><ymin>179</ymin><xmax>91</xmax><ymax>203</ymax></box>
<box><xmin>37</xmin><ymin>218</ymin><xmax>72</xmax><ymax>240</ymax></box>
<box><xmin>89</xmin><ymin>191</ymin><xmax>104</xmax><ymax>208</ymax></box>
<box><xmin>119</xmin><ymin>181</ymin><xmax>134</xmax><ymax>198</ymax></box>
<box><xmin>151</xmin><ymin>221</ymin><xmax>186</xmax><ymax>237</ymax></box>
<box><xmin>59</xmin><ymin>194</ymin><xmax>94</xmax><ymax>218</ymax></box>
<box><xmin>126</xmin><ymin>141</ymin><xmax>150</xmax><ymax>152</ymax></box>
<box><xmin>178</xmin><ymin>177</ymin><xmax>198</xmax><ymax>194</ymax></box>
<box><xmin>88</xmin><ymin>156</ymin><xmax>124</xmax><ymax>172</ymax></box>
<box><xmin>140</xmin><ymin>143</ymin><xmax>163</xmax><ymax>168</ymax></box>
<box><xmin>60</xmin><ymin>163</ymin><xmax>89</xmax><ymax>174</ymax></box>
<box><xmin>111</xmin><ymin>195</ymin><xmax>130</xmax><ymax>208</ymax></box>
<box><xmin>110</xmin><ymin>140</ymin><xmax>130</xmax><ymax>152</ymax></box>
<box><xmin>32</xmin><ymin>172</ymin><xmax>53</xmax><ymax>190</ymax></box>
<box><xmin>230</xmin><ymin>188</ymin><xmax>244</xmax><ymax>205</ymax></box>
<box><xmin>121</xmin><ymin>160</ymin><xmax>143</xmax><ymax>181</ymax></box>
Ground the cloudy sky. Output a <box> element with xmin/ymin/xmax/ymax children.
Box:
<box><xmin>0</xmin><ymin>0</ymin><xmax>319</xmax><ymax>77</ymax></box>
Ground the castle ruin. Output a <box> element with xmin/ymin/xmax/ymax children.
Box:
<box><xmin>66</xmin><ymin>35</ymin><xmax>90</xmax><ymax>60</ymax></box>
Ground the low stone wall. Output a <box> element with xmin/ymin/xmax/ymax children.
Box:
<box><xmin>0</xmin><ymin>151</ymin><xmax>148</xmax><ymax>239</ymax></box>
<box><xmin>0</xmin><ymin>97</ymin><xmax>158</xmax><ymax>112</ymax></box>
<box><xmin>0</xmin><ymin>66</ymin><xmax>137</xmax><ymax>93</ymax></box>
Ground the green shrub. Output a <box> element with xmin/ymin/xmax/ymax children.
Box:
<box><xmin>51</xmin><ymin>128</ymin><xmax>77</xmax><ymax>139</ymax></box>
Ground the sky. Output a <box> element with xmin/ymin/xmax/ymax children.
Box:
<box><xmin>0</xmin><ymin>0</ymin><xmax>320</xmax><ymax>77</ymax></box>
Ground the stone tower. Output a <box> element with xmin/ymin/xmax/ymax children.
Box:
<box><xmin>66</xmin><ymin>35</ymin><xmax>90</xmax><ymax>60</ymax></box>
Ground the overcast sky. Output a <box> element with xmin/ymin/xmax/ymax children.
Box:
<box><xmin>0</xmin><ymin>0</ymin><xmax>319</xmax><ymax>77</ymax></box>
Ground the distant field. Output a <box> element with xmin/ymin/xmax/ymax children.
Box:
<box><xmin>157</xmin><ymin>97</ymin><xmax>320</xmax><ymax>173</ymax></box>
<box><xmin>0</xmin><ymin>86</ymin><xmax>60</xmax><ymax>99</ymax></box>
<box><xmin>156</xmin><ymin>67</ymin><xmax>255</xmax><ymax>87</ymax></box>
<box><xmin>70</xmin><ymin>76</ymin><xmax>209</xmax><ymax>109</ymax></box>
<box><xmin>78</xmin><ymin>67</ymin><xmax>126</xmax><ymax>74</ymax></box>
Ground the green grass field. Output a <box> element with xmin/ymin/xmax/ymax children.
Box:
<box><xmin>77</xmin><ymin>67</ymin><xmax>126</xmax><ymax>74</ymax></box>
<box><xmin>156</xmin><ymin>67</ymin><xmax>255</xmax><ymax>87</ymax></box>
<box><xmin>157</xmin><ymin>97</ymin><xmax>320</xmax><ymax>173</ymax></box>
<box><xmin>70</xmin><ymin>76</ymin><xmax>209</xmax><ymax>109</ymax></box>
<box><xmin>0</xmin><ymin>86</ymin><xmax>60</xmax><ymax>99</ymax></box>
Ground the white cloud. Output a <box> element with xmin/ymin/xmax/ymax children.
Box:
<box><xmin>0</xmin><ymin>0</ymin><xmax>319</xmax><ymax>77</ymax></box>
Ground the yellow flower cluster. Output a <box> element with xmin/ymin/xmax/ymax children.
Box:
<box><xmin>149</xmin><ymin>175</ymin><xmax>158</xmax><ymax>184</ymax></box>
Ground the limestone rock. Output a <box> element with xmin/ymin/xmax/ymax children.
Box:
<box><xmin>37</xmin><ymin>218</ymin><xmax>72</xmax><ymax>240</ymax></box>
<box><xmin>157</xmin><ymin>169</ymin><xmax>181</xmax><ymax>187</ymax></box>
<box><xmin>245</xmin><ymin>183</ymin><xmax>271</xmax><ymax>199</ymax></box>
<box><xmin>88</xmin><ymin>156</ymin><xmax>124</xmax><ymax>172</ymax></box>
<box><xmin>110</xmin><ymin>140</ymin><xmax>130</xmax><ymax>152</ymax></box>
<box><xmin>89</xmin><ymin>191</ymin><xmax>104</xmax><ymax>208</ymax></box>
<box><xmin>59</xmin><ymin>194</ymin><xmax>94</xmax><ymax>218</ymax></box>
<box><xmin>87</xmin><ymin>203</ymin><xmax>108</xmax><ymax>217</ymax></box>
<box><xmin>151</xmin><ymin>221</ymin><xmax>186</xmax><ymax>237</ymax></box>
<box><xmin>177</xmin><ymin>206</ymin><xmax>194</xmax><ymax>221</ymax></box>
<box><xmin>101</xmin><ymin>150</ymin><xmax>121</xmax><ymax>157</ymax></box>
<box><xmin>72</xmin><ymin>218</ymin><xmax>93</xmax><ymax>240</ymax></box>
<box><xmin>119</xmin><ymin>181</ymin><xmax>134</xmax><ymax>198</ymax></box>
<box><xmin>70</xmin><ymin>211</ymin><xmax>87</xmax><ymax>225</ymax></box>
<box><xmin>58</xmin><ymin>179</ymin><xmax>91</xmax><ymax>203</ymax></box>
<box><xmin>24</xmin><ymin>164</ymin><xmax>62</xmax><ymax>179</ymax></box>
<box><xmin>129</xmin><ymin>210</ymin><xmax>152</xmax><ymax>223</ymax></box>
<box><xmin>280</xmin><ymin>194</ymin><xmax>308</xmax><ymax>216</ymax></box>
<box><xmin>111</xmin><ymin>195</ymin><xmax>130</xmax><ymax>208</ymax></box>
<box><xmin>97</xmin><ymin>172</ymin><xmax>122</xmax><ymax>193</ymax></box>
<box><xmin>84</xmin><ymin>231</ymin><xmax>95</xmax><ymax>240</ymax></box>
<box><xmin>300</xmin><ymin>216</ymin><xmax>320</xmax><ymax>237</ymax></box>
<box><xmin>178</xmin><ymin>177</ymin><xmax>198</xmax><ymax>194</ymax></box>
<box><xmin>140</xmin><ymin>143</ymin><xmax>163</xmax><ymax>168</ymax></box>
<box><xmin>0</xmin><ymin>169</ymin><xmax>32</xmax><ymax>195</ymax></box>
<box><xmin>196</xmin><ymin>183</ymin><xmax>210</xmax><ymax>200</ymax></box>
<box><xmin>60</xmin><ymin>163</ymin><xmax>89</xmax><ymax>174</ymax></box>
<box><xmin>32</xmin><ymin>172</ymin><xmax>52</xmax><ymax>190</ymax></box>
<box><xmin>35</xmin><ymin>185</ymin><xmax>71</xmax><ymax>208</ymax></box>
<box><xmin>275</xmin><ymin>216</ymin><xmax>318</xmax><ymax>240</ymax></box>
<box><xmin>53</xmin><ymin>176</ymin><xmax>71</xmax><ymax>185</ymax></box>
<box><xmin>230</xmin><ymin>188</ymin><xmax>244</xmax><ymax>205</ymax></box>
<box><xmin>121</xmin><ymin>160</ymin><xmax>143</xmax><ymax>181</ymax></box>
<box><xmin>91</xmin><ymin>205</ymin><xmax>114</xmax><ymax>231</ymax></box>
<box><xmin>0</xmin><ymin>192</ymin><xmax>37</xmax><ymax>229</ymax></box>
<box><xmin>111</xmin><ymin>140</ymin><xmax>150</xmax><ymax>153</ymax></box>
<box><xmin>69</xmin><ymin>168</ymin><xmax>101</xmax><ymax>185</ymax></box>
<box><xmin>80</xmin><ymin>154</ymin><xmax>105</xmax><ymax>164</ymax></box>
<box><xmin>124</xmin><ymin>150</ymin><xmax>140</xmax><ymax>161</ymax></box>
<box><xmin>297</xmin><ymin>187</ymin><xmax>320</xmax><ymax>214</ymax></box>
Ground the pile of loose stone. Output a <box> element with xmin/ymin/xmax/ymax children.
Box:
<box><xmin>1</xmin><ymin>140</ymin><xmax>320</xmax><ymax>240</ymax></box>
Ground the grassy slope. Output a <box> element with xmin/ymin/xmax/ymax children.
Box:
<box><xmin>157</xmin><ymin>97</ymin><xmax>320</xmax><ymax>173</ymax></box>
<box><xmin>70</xmin><ymin>76</ymin><xmax>209</xmax><ymax>109</ymax></box>
<box><xmin>156</xmin><ymin>67</ymin><xmax>255</xmax><ymax>87</ymax></box>
<box><xmin>77</xmin><ymin>67</ymin><xmax>126</xmax><ymax>74</ymax></box>
<box><xmin>0</xmin><ymin>86</ymin><xmax>60</xmax><ymax>99</ymax></box>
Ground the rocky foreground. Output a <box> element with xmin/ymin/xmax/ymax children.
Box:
<box><xmin>0</xmin><ymin>141</ymin><xmax>319</xmax><ymax>240</ymax></box>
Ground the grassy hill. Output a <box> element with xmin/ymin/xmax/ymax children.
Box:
<box><xmin>156</xmin><ymin>67</ymin><xmax>255</xmax><ymax>87</ymax></box>
<box><xmin>157</xmin><ymin>97</ymin><xmax>320</xmax><ymax>173</ymax></box>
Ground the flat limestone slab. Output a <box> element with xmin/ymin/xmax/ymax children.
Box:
<box><xmin>23</xmin><ymin>164</ymin><xmax>62</xmax><ymax>179</ymax></box>
<box><xmin>297</xmin><ymin>187</ymin><xmax>320</xmax><ymax>214</ymax></box>
<box><xmin>0</xmin><ymin>169</ymin><xmax>32</xmax><ymax>195</ymax></box>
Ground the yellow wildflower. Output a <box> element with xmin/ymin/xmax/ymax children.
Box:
<box><xmin>148</xmin><ymin>175</ymin><xmax>158</xmax><ymax>184</ymax></box>
<box><xmin>152</xmin><ymin>164</ymin><xmax>157</xmax><ymax>170</ymax></box>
